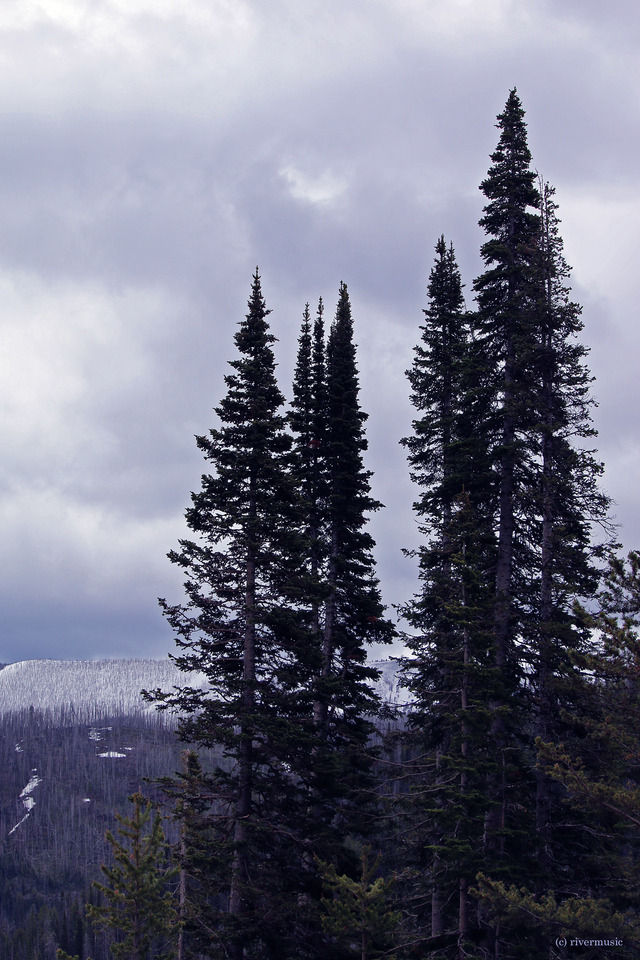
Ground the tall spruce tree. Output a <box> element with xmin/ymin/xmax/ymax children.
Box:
<box><xmin>470</xmin><ymin>93</ymin><xmax>612</xmax><ymax>956</ymax></box>
<box><xmin>401</xmin><ymin>95</ymin><xmax>612</xmax><ymax>958</ymax></box>
<box><xmin>313</xmin><ymin>283</ymin><xmax>393</xmax><ymax>808</ymax></box>
<box><xmin>528</xmin><ymin>178</ymin><xmax>612</xmax><ymax>883</ymax></box>
<box><xmin>470</xmin><ymin>100</ymin><xmax>552</xmax><ymax>953</ymax></box>
<box><xmin>399</xmin><ymin>237</ymin><xmax>496</xmax><ymax>956</ymax></box>
<box><xmin>287</xmin><ymin>284</ymin><xmax>394</xmax><ymax>950</ymax></box>
<box><xmin>462</xmin><ymin>91</ymin><xmax>614</xmax><ymax>956</ymax></box>
<box><xmin>147</xmin><ymin>270</ymin><xmax>309</xmax><ymax>960</ymax></box>
<box><xmin>473</xmin><ymin>88</ymin><xmax>541</xmax><ymax>713</ymax></box>
<box><xmin>288</xmin><ymin>299</ymin><xmax>329</xmax><ymax>654</ymax></box>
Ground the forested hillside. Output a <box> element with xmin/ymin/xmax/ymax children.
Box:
<box><xmin>0</xmin><ymin>707</ymin><xmax>190</xmax><ymax>959</ymax></box>
<box><xmin>0</xmin><ymin>658</ymin><xmax>404</xmax><ymax>959</ymax></box>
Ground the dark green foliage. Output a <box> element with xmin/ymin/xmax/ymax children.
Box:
<box><xmin>288</xmin><ymin>299</ymin><xmax>329</xmax><ymax>669</ymax></box>
<box><xmin>473</xmin><ymin>88</ymin><xmax>542</xmax><ymax>687</ymax></box>
<box><xmin>317</xmin><ymin>847</ymin><xmax>400</xmax><ymax>960</ymax></box>
<box><xmin>285</xmin><ymin>285</ymin><xmax>395</xmax><ymax>955</ymax></box>
<box><xmin>474</xmin><ymin>553</ymin><xmax>640</xmax><ymax>957</ymax></box>
<box><xmin>314</xmin><ymin>282</ymin><xmax>394</xmax><ymax>784</ymax></box>
<box><xmin>398</xmin><ymin>237</ymin><xmax>498</xmax><ymax>952</ymax></box>
<box><xmin>288</xmin><ymin>285</ymin><xmax>394</xmax><ymax>790</ymax></box>
<box><xmin>143</xmin><ymin>273</ymin><xmax>394</xmax><ymax>959</ymax></box>
<box><xmin>147</xmin><ymin>270</ymin><xmax>321</xmax><ymax>959</ymax></box>
<box><xmin>167</xmin><ymin>750</ymin><xmax>221</xmax><ymax>960</ymax></box>
<box><xmin>525</xmin><ymin>178</ymin><xmax>614</xmax><ymax>895</ymax></box>
<box><xmin>471</xmin><ymin>92</ymin><xmax>611</xmax><ymax>897</ymax></box>
<box><xmin>88</xmin><ymin>791</ymin><xmax>178</xmax><ymax>960</ymax></box>
<box><xmin>397</xmin><ymin>92</ymin><xmax>612</xmax><ymax>958</ymax></box>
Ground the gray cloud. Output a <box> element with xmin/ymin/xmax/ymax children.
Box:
<box><xmin>0</xmin><ymin>0</ymin><xmax>638</xmax><ymax>662</ymax></box>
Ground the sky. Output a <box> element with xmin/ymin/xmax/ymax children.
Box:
<box><xmin>1</xmin><ymin>0</ymin><xmax>640</xmax><ymax>663</ymax></box>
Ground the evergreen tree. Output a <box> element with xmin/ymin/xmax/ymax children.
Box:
<box><xmin>473</xmin><ymin>88</ymin><xmax>541</xmax><ymax>748</ymax></box>
<box><xmin>317</xmin><ymin>847</ymin><xmax>400</xmax><ymax>960</ymax></box>
<box><xmin>288</xmin><ymin>299</ymin><xmax>329</xmax><ymax>662</ymax></box>
<box><xmin>147</xmin><ymin>270</ymin><xmax>309</xmax><ymax>959</ymax></box>
<box><xmin>476</xmin><ymin>552</ymin><xmax>640</xmax><ymax>957</ymax></box>
<box><xmin>471</xmin><ymin>92</ymin><xmax>611</xmax><ymax>909</ymax></box>
<box><xmin>168</xmin><ymin>751</ymin><xmax>220</xmax><ymax>960</ymax></box>
<box><xmin>287</xmin><ymin>285</ymin><xmax>394</xmax><ymax>956</ymax></box>
<box><xmin>309</xmin><ymin>283</ymin><xmax>393</xmax><ymax>835</ymax></box>
<box><xmin>398</xmin><ymin>237</ymin><xmax>496</xmax><ymax>955</ymax></box>
<box><xmin>528</xmin><ymin>177</ymin><xmax>612</xmax><ymax>882</ymax></box>
<box><xmin>400</xmin><ymin>95</ymin><xmax>612</xmax><ymax>958</ymax></box>
<box><xmin>87</xmin><ymin>791</ymin><xmax>178</xmax><ymax>960</ymax></box>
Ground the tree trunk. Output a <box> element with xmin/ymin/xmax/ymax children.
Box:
<box><xmin>536</xmin><ymin>245</ymin><xmax>555</xmax><ymax>878</ymax></box>
<box><xmin>229</xmin><ymin>552</ymin><xmax>256</xmax><ymax>960</ymax></box>
<box><xmin>313</xmin><ymin>527</ymin><xmax>338</xmax><ymax>737</ymax></box>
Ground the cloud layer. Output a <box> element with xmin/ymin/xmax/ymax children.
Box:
<box><xmin>0</xmin><ymin>0</ymin><xmax>639</xmax><ymax>661</ymax></box>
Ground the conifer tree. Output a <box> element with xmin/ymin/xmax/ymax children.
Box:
<box><xmin>309</xmin><ymin>283</ymin><xmax>393</xmax><ymax>832</ymax></box>
<box><xmin>288</xmin><ymin>284</ymin><xmax>393</xmax><ymax>792</ymax></box>
<box><xmin>87</xmin><ymin>791</ymin><xmax>178</xmax><ymax>960</ymax></box>
<box><xmin>401</xmin><ymin>96</ymin><xmax>612</xmax><ymax>958</ymax></box>
<box><xmin>170</xmin><ymin>751</ymin><xmax>220</xmax><ymax>960</ymax></box>
<box><xmin>528</xmin><ymin>178</ymin><xmax>612</xmax><ymax>880</ymax></box>
<box><xmin>476</xmin><ymin>553</ymin><xmax>640</xmax><ymax>957</ymax></box>
<box><xmin>288</xmin><ymin>299</ymin><xmax>329</xmax><ymax>652</ymax></box>
<box><xmin>317</xmin><ymin>848</ymin><xmax>400</xmax><ymax>960</ymax></box>
<box><xmin>287</xmin><ymin>285</ymin><xmax>394</xmax><ymax>956</ymax></box>
<box><xmin>468</xmin><ymin>93</ymin><xmax>613</xmax><ymax>956</ymax></box>
<box><xmin>473</xmin><ymin>88</ymin><xmax>541</xmax><ymax>729</ymax></box>
<box><xmin>147</xmin><ymin>270</ymin><xmax>309</xmax><ymax>959</ymax></box>
<box><xmin>399</xmin><ymin>237</ymin><xmax>496</xmax><ymax>954</ymax></box>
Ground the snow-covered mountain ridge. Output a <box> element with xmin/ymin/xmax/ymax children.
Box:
<box><xmin>0</xmin><ymin>657</ymin><xmax>407</xmax><ymax>720</ymax></box>
<box><xmin>0</xmin><ymin>658</ymin><xmax>207</xmax><ymax>722</ymax></box>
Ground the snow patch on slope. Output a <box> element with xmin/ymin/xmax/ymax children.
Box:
<box><xmin>8</xmin><ymin>769</ymin><xmax>42</xmax><ymax>836</ymax></box>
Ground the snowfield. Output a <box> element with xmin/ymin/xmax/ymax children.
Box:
<box><xmin>0</xmin><ymin>658</ymin><xmax>209</xmax><ymax>722</ymax></box>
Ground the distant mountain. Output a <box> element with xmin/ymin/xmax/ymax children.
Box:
<box><xmin>0</xmin><ymin>657</ymin><xmax>207</xmax><ymax>722</ymax></box>
<box><xmin>0</xmin><ymin>657</ymin><xmax>407</xmax><ymax>721</ymax></box>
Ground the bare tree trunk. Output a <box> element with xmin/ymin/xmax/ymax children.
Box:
<box><xmin>458</xmin><ymin>615</ymin><xmax>470</xmax><ymax>956</ymax></box>
<box><xmin>178</xmin><ymin>819</ymin><xmax>186</xmax><ymax>960</ymax></box>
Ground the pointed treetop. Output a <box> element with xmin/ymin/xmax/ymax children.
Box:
<box><xmin>480</xmin><ymin>89</ymin><xmax>538</xmax><ymax>208</ymax></box>
<box><xmin>425</xmin><ymin>235</ymin><xmax>465</xmax><ymax>319</ymax></box>
<box><xmin>245</xmin><ymin>266</ymin><xmax>271</xmax><ymax>321</ymax></box>
<box><xmin>476</xmin><ymin>90</ymin><xmax>540</xmax><ymax>264</ymax></box>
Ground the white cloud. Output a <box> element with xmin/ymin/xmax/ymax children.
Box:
<box><xmin>0</xmin><ymin>0</ymin><xmax>256</xmax><ymax>116</ymax></box>
<box><xmin>279</xmin><ymin>165</ymin><xmax>348</xmax><ymax>206</ymax></box>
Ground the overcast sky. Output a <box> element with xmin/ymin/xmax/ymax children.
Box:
<box><xmin>1</xmin><ymin>0</ymin><xmax>639</xmax><ymax>663</ymax></box>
